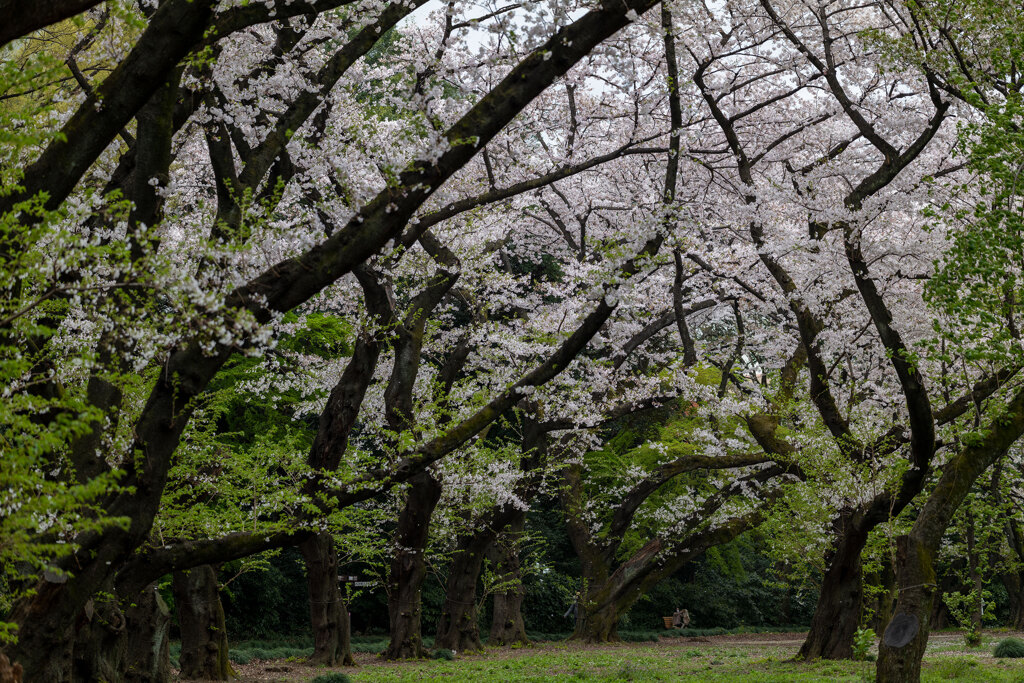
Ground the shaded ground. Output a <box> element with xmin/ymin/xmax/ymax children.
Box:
<box><xmin>211</xmin><ymin>630</ymin><xmax>1024</xmax><ymax>682</ymax></box>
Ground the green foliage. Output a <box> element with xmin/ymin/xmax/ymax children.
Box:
<box><xmin>994</xmin><ymin>637</ymin><xmax>1024</xmax><ymax>658</ymax></box>
<box><xmin>222</xmin><ymin>549</ymin><xmax>311</xmax><ymax>639</ymax></box>
<box><xmin>902</xmin><ymin>0</ymin><xmax>1024</xmax><ymax>365</ymax></box>
<box><xmin>432</xmin><ymin>648</ymin><xmax>455</xmax><ymax>660</ymax></box>
<box><xmin>852</xmin><ymin>628</ymin><xmax>876</xmax><ymax>661</ymax></box>
<box><xmin>279</xmin><ymin>311</ymin><xmax>353</xmax><ymax>358</ymax></box>
<box><xmin>937</xmin><ymin>487</ymin><xmax>1009</xmax><ymax>646</ymax></box>
<box><xmin>308</xmin><ymin>674</ymin><xmax>353</xmax><ymax>683</ymax></box>
<box><xmin>626</xmin><ymin>533</ymin><xmax>817</xmax><ymax>630</ymax></box>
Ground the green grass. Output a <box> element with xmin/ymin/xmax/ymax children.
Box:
<box><xmin>228</xmin><ymin>637</ymin><xmax>314</xmax><ymax>664</ymax></box>
<box><xmin>290</xmin><ymin>642</ymin><xmax>1024</xmax><ymax>682</ymax></box>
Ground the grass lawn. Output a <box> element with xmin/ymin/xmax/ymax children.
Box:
<box><xmin>230</xmin><ymin>632</ymin><xmax>1024</xmax><ymax>682</ymax></box>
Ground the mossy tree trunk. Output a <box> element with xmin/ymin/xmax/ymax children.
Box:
<box><xmin>385</xmin><ymin>471</ymin><xmax>442</xmax><ymax>660</ymax></box>
<box><xmin>300</xmin><ymin>533</ymin><xmax>354</xmax><ymax>666</ymax></box>
<box><xmin>71</xmin><ymin>581</ymin><xmax>127</xmax><ymax>683</ymax></box>
<box><xmin>798</xmin><ymin>512</ymin><xmax>867</xmax><ymax>660</ymax></box>
<box><xmin>172</xmin><ymin>565</ymin><xmax>231</xmax><ymax>680</ymax></box>
<box><xmin>434</xmin><ymin>531</ymin><xmax>488</xmax><ymax>653</ymax></box>
<box><xmin>876</xmin><ymin>536</ymin><xmax>935</xmax><ymax>683</ymax></box>
<box><xmin>1002</xmin><ymin>512</ymin><xmax>1024</xmax><ymax>628</ymax></box>
<box><xmin>877</xmin><ymin>384</ymin><xmax>1024</xmax><ymax>682</ymax></box>
<box><xmin>1004</xmin><ymin>573</ymin><xmax>1024</xmax><ymax>629</ymax></box>
<box><xmin>488</xmin><ymin>513</ymin><xmax>529</xmax><ymax>647</ymax></box>
<box><xmin>868</xmin><ymin>558</ymin><xmax>897</xmax><ymax>635</ymax></box>
<box><xmin>123</xmin><ymin>584</ymin><xmax>172</xmax><ymax>683</ymax></box>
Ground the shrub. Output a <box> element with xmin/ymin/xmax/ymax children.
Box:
<box><xmin>308</xmin><ymin>675</ymin><xmax>353</xmax><ymax>683</ymax></box>
<box><xmin>852</xmin><ymin>627</ymin><xmax>876</xmax><ymax>661</ymax></box>
<box><xmin>432</xmin><ymin>649</ymin><xmax>455</xmax><ymax>660</ymax></box>
<box><xmin>994</xmin><ymin>637</ymin><xmax>1024</xmax><ymax>658</ymax></box>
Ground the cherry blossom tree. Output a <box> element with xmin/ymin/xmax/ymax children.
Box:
<box><xmin>0</xmin><ymin>0</ymin><xmax>672</xmax><ymax>678</ymax></box>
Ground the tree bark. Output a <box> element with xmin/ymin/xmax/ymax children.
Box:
<box><xmin>385</xmin><ymin>471</ymin><xmax>443</xmax><ymax>660</ymax></box>
<box><xmin>71</xmin><ymin>585</ymin><xmax>127</xmax><ymax>683</ymax></box>
<box><xmin>299</xmin><ymin>533</ymin><xmax>355</xmax><ymax>666</ymax></box>
<box><xmin>488</xmin><ymin>514</ymin><xmax>529</xmax><ymax>647</ymax></box>
<box><xmin>172</xmin><ymin>565</ymin><xmax>231</xmax><ymax>680</ymax></box>
<box><xmin>571</xmin><ymin>537</ymin><xmax>671</xmax><ymax>642</ymax></box>
<box><xmin>573</xmin><ymin>599</ymin><xmax>621</xmax><ymax>643</ymax></box>
<box><xmin>798</xmin><ymin>514</ymin><xmax>867</xmax><ymax>660</ymax></box>
<box><xmin>123</xmin><ymin>585</ymin><xmax>172</xmax><ymax>683</ymax></box>
<box><xmin>1003</xmin><ymin>571</ymin><xmax>1024</xmax><ymax>629</ymax></box>
<box><xmin>434</xmin><ymin>532</ymin><xmax>488</xmax><ymax>652</ymax></box>
<box><xmin>1003</xmin><ymin>519</ymin><xmax>1024</xmax><ymax>628</ymax></box>
<box><xmin>876</xmin><ymin>536</ymin><xmax>934</xmax><ymax>683</ymax></box>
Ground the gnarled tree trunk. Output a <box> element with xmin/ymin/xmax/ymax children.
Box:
<box><xmin>123</xmin><ymin>585</ymin><xmax>172</xmax><ymax>683</ymax></box>
<box><xmin>571</xmin><ymin>539</ymin><xmax>667</xmax><ymax>643</ymax></box>
<box><xmin>435</xmin><ymin>532</ymin><xmax>488</xmax><ymax>652</ymax></box>
<box><xmin>798</xmin><ymin>515</ymin><xmax>867</xmax><ymax>660</ymax></box>
<box><xmin>300</xmin><ymin>533</ymin><xmax>354</xmax><ymax>666</ymax></box>
<box><xmin>67</xmin><ymin>580</ymin><xmax>170</xmax><ymax>683</ymax></box>
<box><xmin>385</xmin><ymin>471</ymin><xmax>442</xmax><ymax>660</ymax></box>
<box><xmin>488</xmin><ymin>514</ymin><xmax>528</xmax><ymax>647</ymax></box>
<box><xmin>72</xmin><ymin>584</ymin><xmax>127</xmax><ymax>683</ymax></box>
<box><xmin>172</xmin><ymin>565</ymin><xmax>231</xmax><ymax>680</ymax></box>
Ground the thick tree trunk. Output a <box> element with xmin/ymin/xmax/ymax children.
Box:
<box><xmin>172</xmin><ymin>565</ymin><xmax>232</xmax><ymax>681</ymax></box>
<box><xmin>572</xmin><ymin>601</ymin><xmax>620</xmax><ymax>642</ymax></box>
<box><xmin>798</xmin><ymin>517</ymin><xmax>867</xmax><ymax>660</ymax></box>
<box><xmin>123</xmin><ymin>585</ymin><xmax>172</xmax><ymax>683</ymax></box>
<box><xmin>876</xmin><ymin>536</ymin><xmax>935</xmax><ymax>683</ymax></box>
<box><xmin>5</xmin><ymin>580</ymin><xmax>76</xmax><ymax>680</ymax></box>
<box><xmin>571</xmin><ymin>539</ymin><xmax>668</xmax><ymax>643</ymax></box>
<box><xmin>1004</xmin><ymin>520</ymin><xmax>1024</xmax><ymax>628</ymax></box>
<box><xmin>435</xmin><ymin>529</ymin><xmax>491</xmax><ymax>652</ymax></box>
<box><xmin>68</xmin><ymin>581</ymin><xmax>170</xmax><ymax>683</ymax></box>
<box><xmin>71</xmin><ymin>587</ymin><xmax>127</xmax><ymax>683</ymax></box>
<box><xmin>488</xmin><ymin>515</ymin><xmax>528</xmax><ymax>647</ymax></box>
<box><xmin>300</xmin><ymin>533</ymin><xmax>355</xmax><ymax>666</ymax></box>
<box><xmin>1003</xmin><ymin>572</ymin><xmax>1024</xmax><ymax>629</ymax></box>
<box><xmin>385</xmin><ymin>471</ymin><xmax>442</xmax><ymax>660</ymax></box>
